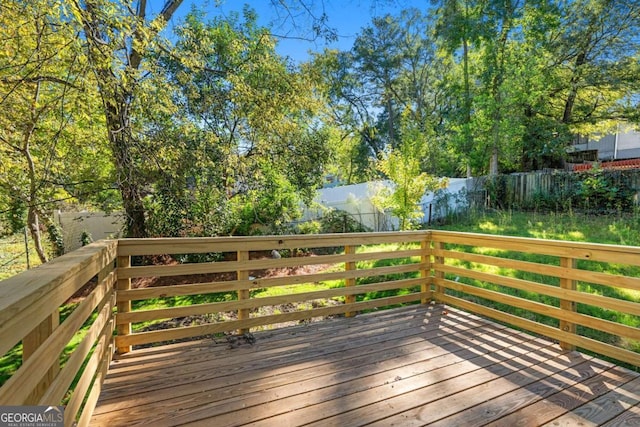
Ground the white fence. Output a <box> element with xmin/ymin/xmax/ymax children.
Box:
<box><xmin>301</xmin><ymin>178</ymin><xmax>473</xmax><ymax>231</ymax></box>
<box><xmin>54</xmin><ymin>211</ymin><xmax>124</xmax><ymax>252</ymax></box>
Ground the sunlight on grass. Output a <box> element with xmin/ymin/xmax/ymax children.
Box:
<box><xmin>478</xmin><ymin>221</ymin><xmax>499</xmax><ymax>232</ymax></box>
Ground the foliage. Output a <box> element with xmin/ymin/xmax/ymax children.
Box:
<box><xmin>80</xmin><ymin>231</ymin><xmax>93</xmax><ymax>247</ymax></box>
<box><xmin>0</xmin><ymin>0</ymin><xmax>112</xmax><ymax>262</ymax></box>
<box><xmin>484</xmin><ymin>169</ymin><xmax>637</xmax><ymax>213</ymax></box>
<box><xmin>145</xmin><ymin>9</ymin><xmax>329</xmax><ymax>237</ymax></box>
<box><xmin>47</xmin><ymin>224</ymin><xmax>65</xmax><ymax>257</ymax></box>
<box><xmin>372</xmin><ymin>112</ymin><xmax>446</xmax><ymax>230</ymax></box>
<box><xmin>319</xmin><ymin>210</ymin><xmax>370</xmax><ymax>233</ymax></box>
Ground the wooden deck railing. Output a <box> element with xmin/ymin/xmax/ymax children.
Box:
<box><xmin>0</xmin><ymin>231</ymin><xmax>638</xmax><ymax>426</ymax></box>
<box><xmin>0</xmin><ymin>240</ymin><xmax>117</xmax><ymax>426</ymax></box>
<box><xmin>114</xmin><ymin>231</ymin><xmax>430</xmax><ymax>352</ymax></box>
<box><xmin>430</xmin><ymin>230</ymin><xmax>640</xmax><ymax>367</ymax></box>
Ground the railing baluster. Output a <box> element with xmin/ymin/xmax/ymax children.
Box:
<box><xmin>421</xmin><ymin>238</ymin><xmax>430</xmax><ymax>304</ymax></box>
<box><xmin>344</xmin><ymin>245</ymin><xmax>356</xmax><ymax>317</ymax></box>
<box><xmin>432</xmin><ymin>241</ymin><xmax>445</xmax><ymax>301</ymax></box>
<box><xmin>23</xmin><ymin>310</ymin><xmax>60</xmax><ymax>404</ymax></box>
<box><xmin>559</xmin><ymin>257</ymin><xmax>577</xmax><ymax>351</ymax></box>
<box><xmin>116</xmin><ymin>255</ymin><xmax>132</xmax><ymax>354</ymax></box>
<box><xmin>237</xmin><ymin>250</ymin><xmax>250</xmax><ymax>334</ymax></box>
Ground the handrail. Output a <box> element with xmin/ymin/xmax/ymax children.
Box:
<box><xmin>0</xmin><ymin>230</ymin><xmax>639</xmax><ymax>426</ymax></box>
<box><xmin>0</xmin><ymin>240</ymin><xmax>117</xmax><ymax>427</ymax></box>
<box><xmin>430</xmin><ymin>230</ymin><xmax>640</xmax><ymax>367</ymax></box>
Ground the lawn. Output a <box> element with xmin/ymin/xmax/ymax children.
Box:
<box><xmin>0</xmin><ymin>232</ymin><xmax>44</xmax><ymax>280</ymax></box>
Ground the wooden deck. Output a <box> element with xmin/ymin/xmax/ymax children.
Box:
<box><xmin>91</xmin><ymin>304</ymin><xmax>640</xmax><ymax>426</ymax></box>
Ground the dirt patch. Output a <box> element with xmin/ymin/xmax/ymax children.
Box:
<box><xmin>132</xmin><ymin>253</ymin><xmax>333</xmax><ymax>289</ymax></box>
<box><xmin>130</xmin><ymin>252</ymin><xmax>341</xmax><ymax>349</ymax></box>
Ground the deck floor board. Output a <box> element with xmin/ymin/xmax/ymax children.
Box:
<box><xmin>91</xmin><ymin>304</ymin><xmax>640</xmax><ymax>426</ymax></box>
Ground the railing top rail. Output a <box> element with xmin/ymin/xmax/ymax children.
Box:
<box><xmin>0</xmin><ymin>240</ymin><xmax>117</xmax><ymax>356</ymax></box>
<box><xmin>430</xmin><ymin>230</ymin><xmax>640</xmax><ymax>260</ymax></box>
<box><xmin>117</xmin><ymin>231</ymin><xmax>430</xmax><ymax>256</ymax></box>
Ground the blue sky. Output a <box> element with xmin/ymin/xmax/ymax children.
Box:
<box><xmin>162</xmin><ymin>0</ymin><xmax>416</xmax><ymax>62</ymax></box>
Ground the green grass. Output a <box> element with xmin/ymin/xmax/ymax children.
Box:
<box><xmin>432</xmin><ymin>209</ymin><xmax>640</xmax><ymax>245</ymax></box>
<box><xmin>0</xmin><ymin>233</ymin><xmax>45</xmax><ymax>280</ymax></box>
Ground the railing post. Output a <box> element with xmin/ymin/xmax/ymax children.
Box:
<box><xmin>420</xmin><ymin>236</ymin><xmax>430</xmax><ymax>304</ymax></box>
<box><xmin>237</xmin><ymin>250</ymin><xmax>250</xmax><ymax>334</ymax></box>
<box><xmin>116</xmin><ymin>255</ymin><xmax>132</xmax><ymax>354</ymax></box>
<box><xmin>432</xmin><ymin>241</ymin><xmax>445</xmax><ymax>302</ymax></box>
<box><xmin>23</xmin><ymin>310</ymin><xmax>59</xmax><ymax>404</ymax></box>
<box><xmin>344</xmin><ymin>245</ymin><xmax>356</xmax><ymax>317</ymax></box>
<box><xmin>559</xmin><ymin>257</ymin><xmax>577</xmax><ymax>351</ymax></box>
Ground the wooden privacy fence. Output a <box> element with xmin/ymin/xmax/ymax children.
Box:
<box><xmin>476</xmin><ymin>169</ymin><xmax>640</xmax><ymax>208</ymax></box>
<box><xmin>0</xmin><ymin>231</ymin><xmax>639</xmax><ymax>426</ymax></box>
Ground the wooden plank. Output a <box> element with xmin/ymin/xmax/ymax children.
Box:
<box><xmin>559</xmin><ymin>257</ymin><xmax>577</xmax><ymax>351</ymax></box>
<box><xmin>149</xmin><ymin>329</ymin><xmax>550</xmax><ymax>426</ymax></box>
<box><xmin>117</xmin><ymin>250</ymin><xmax>425</xmax><ymax>279</ymax></box>
<box><xmin>438</xmin><ymin>277</ymin><xmax>640</xmax><ymax>341</ymax></box>
<box><xmin>237</xmin><ymin>250</ymin><xmax>249</xmax><ymax>334</ymax></box>
<box><xmin>39</xmin><ymin>291</ymin><xmax>115</xmax><ymax>405</ymax></box>
<box><xmin>115</xmin><ymin>293</ymin><xmax>425</xmax><ymax>348</ymax></box>
<box><xmin>116</xmin><ymin>232</ymin><xmax>429</xmax><ymax>256</ymax></box>
<box><xmin>95</xmin><ymin>310</ymin><xmax>505</xmax><ymax>419</ymax></box>
<box><xmin>99</xmin><ymin>306</ymin><xmax>478</xmax><ymax>402</ymax></box>
<box><xmin>431</xmin><ymin>230</ymin><xmax>640</xmax><ymax>266</ymax></box>
<box><xmin>428</xmin><ymin>357</ymin><xmax>613</xmax><ymax>426</ymax></box>
<box><xmin>117</xmin><ymin>277</ymin><xmax>425</xmax><ymax>325</ymax></box>
<box><xmin>541</xmin><ymin>375</ymin><xmax>640</xmax><ymax>426</ymax></box>
<box><xmin>74</xmin><ymin>339</ymin><xmax>113</xmax><ymax>427</ymax></box>
<box><xmin>116</xmin><ymin>256</ymin><xmax>132</xmax><ymax>354</ymax></box>
<box><xmin>92</xmin><ymin>307</ymin><xmax>536</xmax><ymax>424</ymax></box>
<box><xmin>433</xmin><ymin>241</ymin><xmax>445</xmax><ymax>299</ymax></box>
<box><xmin>486</xmin><ymin>365</ymin><xmax>640</xmax><ymax>427</ymax></box>
<box><xmin>22</xmin><ymin>309</ymin><xmax>59</xmax><ymax>404</ymax></box>
<box><xmin>117</xmin><ymin>260</ymin><xmax>424</xmax><ymax>301</ymax></box>
<box><xmin>601</xmin><ymin>402</ymin><xmax>640</xmax><ymax>426</ymax></box>
<box><xmin>438</xmin><ymin>263</ymin><xmax>640</xmax><ymax>316</ymax></box>
<box><xmin>344</xmin><ymin>245</ymin><xmax>356</xmax><ymax>317</ymax></box>
<box><xmin>297</xmin><ymin>342</ymin><xmax>565</xmax><ymax>427</ymax></box>
<box><xmin>434</xmin><ymin>247</ymin><xmax>640</xmax><ymax>292</ymax></box>
<box><xmin>64</xmin><ymin>315</ymin><xmax>114</xmax><ymax>426</ymax></box>
<box><xmin>0</xmin><ymin>275</ymin><xmax>114</xmax><ymax>405</ymax></box>
<box><xmin>439</xmin><ymin>294</ymin><xmax>640</xmax><ymax>367</ymax></box>
<box><xmin>0</xmin><ymin>240</ymin><xmax>117</xmax><ymax>356</ymax></box>
<box><xmin>420</xmin><ymin>238</ymin><xmax>430</xmax><ymax>304</ymax></box>
<box><xmin>364</xmin><ymin>348</ymin><xmax>592</xmax><ymax>426</ymax></box>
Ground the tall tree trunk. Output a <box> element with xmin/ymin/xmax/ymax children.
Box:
<box><xmin>462</xmin><ymin>2</ymin><xmax>473</xmax><ymax>178</ymax></box>
<box><xmin>462</xmin><ymin>36</ymin><xmax>473</xmax><ymax>178</ymax></box>
<box><xmin>104</xmin><ymin>98</ymin><xmax>148</xmax><ymax>238</ymax></box>
<box><xmin>562</xmin><ymin>51</ymin><xmax>587</xmax><ymax>125</ymax></box>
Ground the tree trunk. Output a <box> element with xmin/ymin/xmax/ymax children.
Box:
<box><xmin>562</xmin><ymin>51</ymin><xmax>587</xmax><ymax>125</ymax></box>
<box><xmin>462</xmin><ymin>3</ymin><xmax>473</xmax><ymax>178</ymax></box>
<box><xmin>105</xmin><ymin>100</ymin><xmax>148</xmax><ymax>238</ymax></box>
<box><xmin>27</xmin><ymin>208</ymin><xmax>48</xmax><ymax>264</ymax></box>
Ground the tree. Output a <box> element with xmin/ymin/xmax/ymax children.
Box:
<box><xmin>147</xmin><ymin>8</ymin><xmax>330</xmax><ymax>236</ymax></box>
<box><xmin>0</xmin><ymin>0</ymin><xmax>110</xmax><ymax>261</ymax></box>
<box><xmin>69</xmin><ymin>0</ymin><xmax>184</xmax><ymax>238</ymax></box>
<box><xmin>372</xmin><ymin>111</ymin><xmax>445</xmax><ymax>230</ymax></box>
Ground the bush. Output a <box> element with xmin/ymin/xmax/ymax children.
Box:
<box><xmin>319</xmin><ymin>210</ymin><xmax>370</xmax><ymax>233</ymax></box>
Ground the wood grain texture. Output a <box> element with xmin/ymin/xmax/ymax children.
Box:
<box><xmin>116</xmin><ymin>232</ymin><xmax>429</xmax><ymax>256</ymax></box>
<box><xmin>0</xmin><ymin>240</ymin><xmax>117</xmax><ymax>356</ymax></box>
<box><xmin>91</xmin><ymin>304</ymin><xmax>640</xmax><ymax>427</ymax></box>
